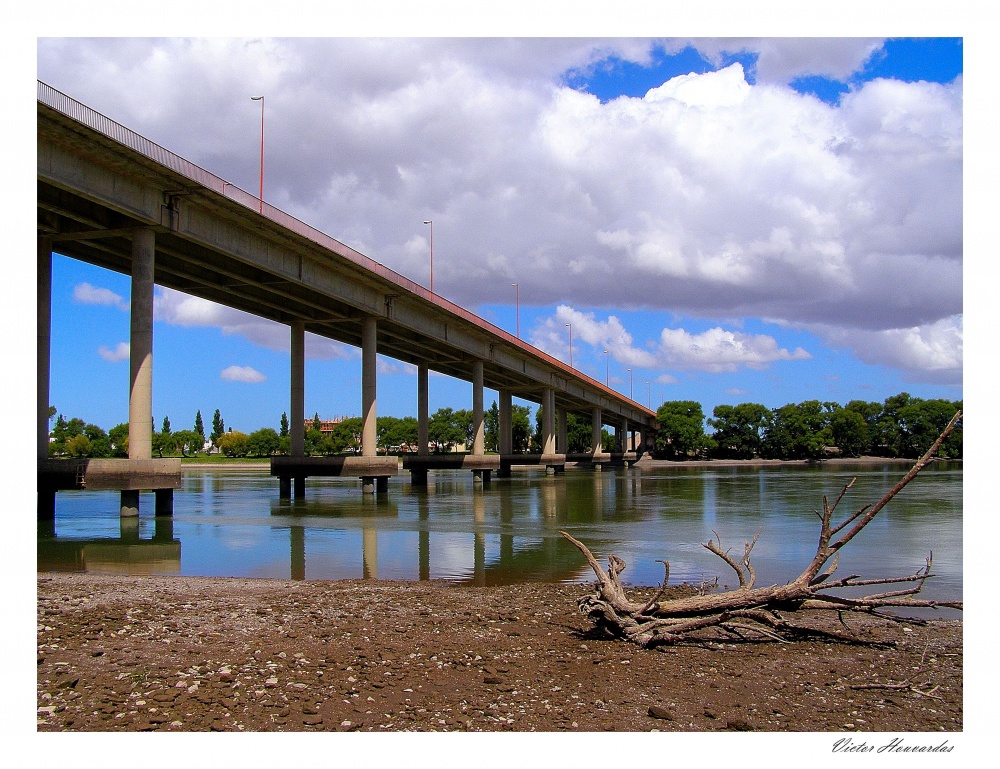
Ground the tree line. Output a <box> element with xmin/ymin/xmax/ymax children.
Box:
<box><xmin>654</xmin><ymin>393</ymin><xmax>963</xmax><ymax>460</ymax></box>
<box><xmin>47</xmin><ymin>392</ymin><xmax>962</xmax><ymax>461</ymax></box>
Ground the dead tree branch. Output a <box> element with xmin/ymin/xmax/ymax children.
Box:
<box><xmin>562</xmin><ymin>410</ymin><xmax>962</xmax><ymax>646</ymax></box>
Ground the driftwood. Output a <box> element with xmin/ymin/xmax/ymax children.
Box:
<box><xmin>561</xmin><ymin>410</ymin><xmax>963</xmax><ymax>646</ymax></box>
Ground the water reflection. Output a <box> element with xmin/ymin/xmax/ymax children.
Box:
<box><xmin>38</xmin><ymin>463</ymin><xmax>962</xmax><ymax>617</ymax></box>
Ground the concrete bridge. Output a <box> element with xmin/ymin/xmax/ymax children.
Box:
<box><xmin>37</xmin><ymin>81</ymin><xmax>656</xmax><ymax>517</ymax></box>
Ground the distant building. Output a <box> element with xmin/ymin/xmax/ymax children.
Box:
<box><xmin>304</xmin><ymin>416</ymin><xmax>349</xmax><ymax>434</ymax></box>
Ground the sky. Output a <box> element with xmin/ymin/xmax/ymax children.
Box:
<box><xmin>31</xmin><ymin>24</ymin><xmax>967</xmax><ymax>436</ymax></box>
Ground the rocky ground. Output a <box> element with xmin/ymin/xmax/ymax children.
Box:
<box><xmin>37</xmin><ymin>573</ymin><xmax>962</xmax><ymax>733</ymax></box>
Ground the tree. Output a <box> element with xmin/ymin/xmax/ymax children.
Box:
<box><xmin>194</xmin><ymin>410</ymin><xmax>205</xmax><ymax>441</ymax></box>
<box><xmin>762</xmin><ymin>401</ymin><xmax>831</xmax><ymax>460</ymax></box>
<box><xmin>708</xmin><ymin>403</ymin><xmax>769</xmax><ymax>459</ymax></box>
<box><xmin>247</xmin><ymin>428</ymin><xmax>280</xmax><ymax>457</ymax></box>
<box><xmin>279</xmin><ymin>412</ymin><xmax>289</xmax><ymax>438</ymax></box>
<box><xmin>210</xmin><ymin>409</ymin><xmax>225</xmax><ymax>449</ymax></box>
<box><xmin>312</xmin><ymin>413</ymin><xmax>322</xmax><ymax>432</ymax></box>
<box><xmin>511</xmin><ymin>405</ymin><xmax>532</xmax><ymax>453</ymax></box>
<box><xmin>65</xmin><ymin>434</ymin><xmax>90</xmax><ymax>457</ymax></box>
<box><xmin>108</xmin><ymin>423</ymin><xmax>129</xmax><ymax>457</ymax></box>
<box><xmin>654</xmin><ymin>401</ymin><xmax>713</xmax><ymax>459</ymax></box>
<box><xmin>829</xmin><ymin>407</ymin><xmax>869</xmax><ymax>457</ymax></box>
<box><xmin>485</xmin><ymin>401</ymin><xmax>499</xmax><ymax>452</ymax></box>
<box><xmin>162</xmin><ymin>416</ymin><xmax>171</xmax><ymax>436</ymax></box>
<box><xmin>216</xmin><ymin>430</ymin><xmax>249</xmax><ymax>457</ymax></box>
<box><xmin>332</xmin><ymin>417</ymin><xmax>363</xmax><ymax>454</ymax></box>
<box><xmin>429</xmin><ymin>408</ymin><xmax>465</xmax><ymax>453</ymax></box>
<box><xmin>172</xmin><ymin>430</ymin><xmax>202</xmax><ymax>457</ymax></box>
<box><xmin>562</xmin><ymin>411</ymin><xmax>963</xmax><ymax>647</ymax></box>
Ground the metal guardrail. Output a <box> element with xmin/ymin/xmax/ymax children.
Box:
<box><xmin>38</xmin><ymin>81</ymin><xmax>654</xmax><ymax>420</ymax></box>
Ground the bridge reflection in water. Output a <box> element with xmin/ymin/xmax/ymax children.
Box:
<box><xmin>36</xmin><ymin>463</ymin><xmax>962</xmax><ymax>618</ymax></box>
<box><xmin>38</xmin><ymin>515</ymin><xmax>181</xmax><ymax>575</ymax></box>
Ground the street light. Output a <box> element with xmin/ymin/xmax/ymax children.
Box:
<box><xmin>512</xmin><ymin>283</ymin><xmax>520</xmax><ymax>338</ymax></box>
<box><xmin>423</xmin><ymin>220</ymin><xmax>434</xmax><ymax>293</ymax></box>
<box><xmin>603</xmin><ymin>350</ymin><xmax>609</xmax><ymax>386</ymax></box>
<box><xmin>250</xmin><ymin>96</ymin><xmax>264</xmax><ymax>214</ymax></box>
<box><xmin>627</xmin><ymin>368</ymin><xmax>633</xmax><ymax>400</ymax></box>
<box><xmin>565</xmin><ymin>323</ymin><xmax>573</xmax><ymax>368</ymax></box>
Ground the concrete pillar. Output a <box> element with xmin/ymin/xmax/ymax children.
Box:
<box><xmin>557</xmin><ymin>406</ymin><xmax>567</xmax><ymax>453</ymax></box>
<box><xmin>542</xmin><ymin>388</ymin><xmax>556</xmax><ymax>455</ymax></box>
<box><xmin>154</xmin><ymin>488</ymin><xmax>173</xmax><ymax>516</ymax></box>
<box><xmin>592</xmin><ymin>407</ymin><xmax>602</xmax><ymax>454</ymax></box>
<box><xmin>128</xmin><ymin>228</ymin><xmax>155</xmax><ymax>461</ymax></box>
<box><xmin>472</xmin><ymin>361</ymin><xmax>484</xmax><ymax>456</ymax></box>
<box><xmin>120</xmin><ymin>490</ymin><xmax>140</xmax><ymax>518</ymax></box>
<box><xmin>499</xmin><ymin>389</ymin><xmax>512</xmax><ymax>455</ymax></box>
<box><xmin>417</xmin><ymin>363</ymin><xmax>429</xmax><ymax>456</ymax></box>
<box><xmin>38</xmin><ymin>236</ymin><xmax>52</xmax><ymax>461</ymax></box>
<box><xmin>290</xmin><ymin>321</ymin><xmax>305</xmax><ymax>457</ymax></box>
<box><xmin>361</xmin><ymin>316</ymin><xmax>377</xmax><ymax>458</ymax></box>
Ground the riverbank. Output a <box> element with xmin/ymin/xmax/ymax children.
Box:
<box><xmin>37</xmin><ymin>573</ymin><xmax>962</xmax><ymax>733</ymax></box>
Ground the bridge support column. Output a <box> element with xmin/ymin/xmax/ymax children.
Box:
<box><xmin>283</xmin><ymin>320</ymin><xmax>307</xmax><ymax>499</ymax></box>
<box><xmin>592</xmin><ymin>407</ymin><xmax>603</xmax><ymax>469</ymax></box>
<box><xmin>543</xmin><ymin>388</ymin><xmax>556</xmax><ymax>473</ymax></box>
<box><xmin>361</xmin><ymin>316</ymin><xmax>378</xmax><ymax>493</ymax></box>
<box><xmin>498</xmin><ymin>389</ymin><xmax>512</xmax><ymax>477</ymax></box>
<box><xmin>557</xmin><ymin>406</ymin><xmax>567</xmax><ymax>454</ymax></box>
<box><xmin>472</xmin><ymin>361</ymin><xmax>485</xmax><ymax>483</ymax></box>
<box><xmin>122</xmin><ymin>228</ymin><xmax>155</xmax><ymax>516</ymax></box>
<box><xmin>38</xmin><ymin>237</ymin><xmax>55</xmax><ymax>519</ymax></box>
<box><xmin>411</xmin><ymin>363</ymin><xmax>430</xmax><ymax>486</ymax></box>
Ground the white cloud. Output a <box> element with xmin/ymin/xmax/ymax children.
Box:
<box><xmin>38</xmin><ymin>38</ymin><xmax>961</xmax><ymax>380</ymax></box>
<box><xmin>74</xmin><ymin>283</ymin><xmax>127</xmax><ymax>311</ymax></box>
<box><xmin>98</xmin><ymin>342</ymin><xmax>129</xmax><ymax>362</ymax></box>
<box><xmin>532</xmin><ymin>306</ymin><xmax>810</xmax><ymax>375</ymax></box>
<box><xmin>817</xmin><ymin>315</ymin><xmax>963</xmax><ymax>385</ymax></box>
<box><xmin>220</xmin><ymin>365</ymin><xmax>266</xmax><ymax>383</ymax></box>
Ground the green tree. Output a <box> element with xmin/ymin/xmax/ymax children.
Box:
<box><xmin>279</xmin><ymin>412</ymin><xmax>289</xmax><ymax>438</ymax></box>
<box><xmin>377</xmin><ymin>416</ymin><xmax>418</xmax><ymax>453</ymax></box>
<box><xmin>216</xmin><ymin>430</ymin><xmax>249</xmax><ymax>457</ymax></box>
<box><xmin>194</xmin><ymin>410</ymin><xmax>205</xmax><ymax>441</ymax></box>
<box><xmin>108</xmin><ymin>423</ymin><xmax>129</xmax><ymax>457</ymax></box>
<box><xmin>332</xmin><ymin>417</ymin><xmax>363</xmax><ymax>454</ymax></box>
<box><xmin>829</xmin><ymin>407</ymin><xmax>869</xmax><ymax>457</ymax></box>
<box><xmin>161</xmin><ymin>416</ymin><xmax>171</xmax><ymax>436</ymax></box>
<box><xmin>312</xmin><ymin>413</ymin><xmax>322</xmax><ymax>432</ymax></box>
<box><xmin>762</xmin><ymin>401</ymin><xmax>831</xmax><ymax>459</ymax></box>
<box><xmin>172</xmin><ymin>429</ymin><xmax>202</xmax><ymax>457</ymax></box>
<box><xmin>708</xmin><ymin>403</ymin><xmax>770</xmax><ymax>459</ymax></box>
<box><xmin>429</xmin><ymin>408</ymin><xmax>465</xmax><ymax>453</ymax></box>
<box><xmin>511</xmin><ymin>405</ymin><xmax>532</xmax><ymax>453</ymax></box>
<box><xmin>247</xmin><ymin>427</ymin><xmax>281</xmax><ymax>457</ymax></box>
<box><xmin>655</xmin><ymin>401</ymin><xmax>712</xmax><ymax>459</ymax></box>
<box><xmin>485</xmin><ymin>401</ymin><xmax>499</xmax><ymax>452</ymax></box>
<box><xmin>65</xmin><ymin>434</ymin><xmax>91</xmax><ymax>457</ymax></box>
<box><xmin>210</xmin><ymin>409</ymin><xmax>225</xmax><ymax>449</ymax></box>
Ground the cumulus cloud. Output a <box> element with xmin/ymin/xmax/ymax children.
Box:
<box><xmin>220</xmin><ymin>365</ymin><xmax>266</xmax><ymax>383</ymax></box>
<box><xmin>74</xmin><ymin>283</ymin><xmax>128</xmax><ymax>311</ymax></box>
<box><xmin>816</xmin><ymin>315</ymin><xmax>963</xmax><ymax>385</ymax></box>
<box><xmin>532</xmin><ymin>305</ymin><xmax>810</xmax><ymax>376</ymax></box>
<box><xmin>154</xmin><ymin>287</ymin><xmax>353</xmax><ymax>360</ymax></box>
<box><xmin>98</xmin><ymin>342</ymin><xmax>129</xmax><ymax>362</ymax></box>
<box><xmin>38</xmin><ymin>38</ymin><xmax>961</xmax><ymax>380</ymax></box>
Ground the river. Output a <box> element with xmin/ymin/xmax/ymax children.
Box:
<box><xmin>38</xmin><ymin>460</ymin><xmax>962</xmax><ymax>618</ymax></box>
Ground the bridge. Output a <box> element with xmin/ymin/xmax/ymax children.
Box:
<box><xmin>37</xmin><ymin>81</ymin><xmax>657</xmax><ymax>517</ymax></box>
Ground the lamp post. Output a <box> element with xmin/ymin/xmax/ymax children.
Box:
<box><xmin>250</xmin><ymin>96</ymin><xmax>264</xmax><ymax>214</ymax></box>
<box><xmin>627</xmin><ymin>368</ymin><xmax>633</xmax><ymax>400</ymax></box>
<box><xmin>565</xmin><ymin>323</ymin><xmax>573</xmax><ymax>368</ymax></box>
<box><xmin>423</xmin><ymin>220</ymin><xmax>434</xmax><ymax>293</ymax></box>
<box><xmin>604</xmin><ymin>350</ymin><xmax>609</xmax><ymax>386</ymax></box>
<box><xmin>512</xmin><ymin>283</ymin><xmax>519</xmax><ymax>338</ymax></box>
<box><xmin>646</xmin><ymin>381</ymin><xmax>651</xmax><ymax>408</ymax></box>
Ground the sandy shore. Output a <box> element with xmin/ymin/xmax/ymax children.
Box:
<box><xmin>37</xmin><ymin>573</ymin><xmax>961</xmax><ymax>734</ymax></box>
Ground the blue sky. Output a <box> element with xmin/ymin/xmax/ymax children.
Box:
<box><xmin>36</xmin><ymin>36</ymin><xmax>964</xmax><ymax>435</ymax></box>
